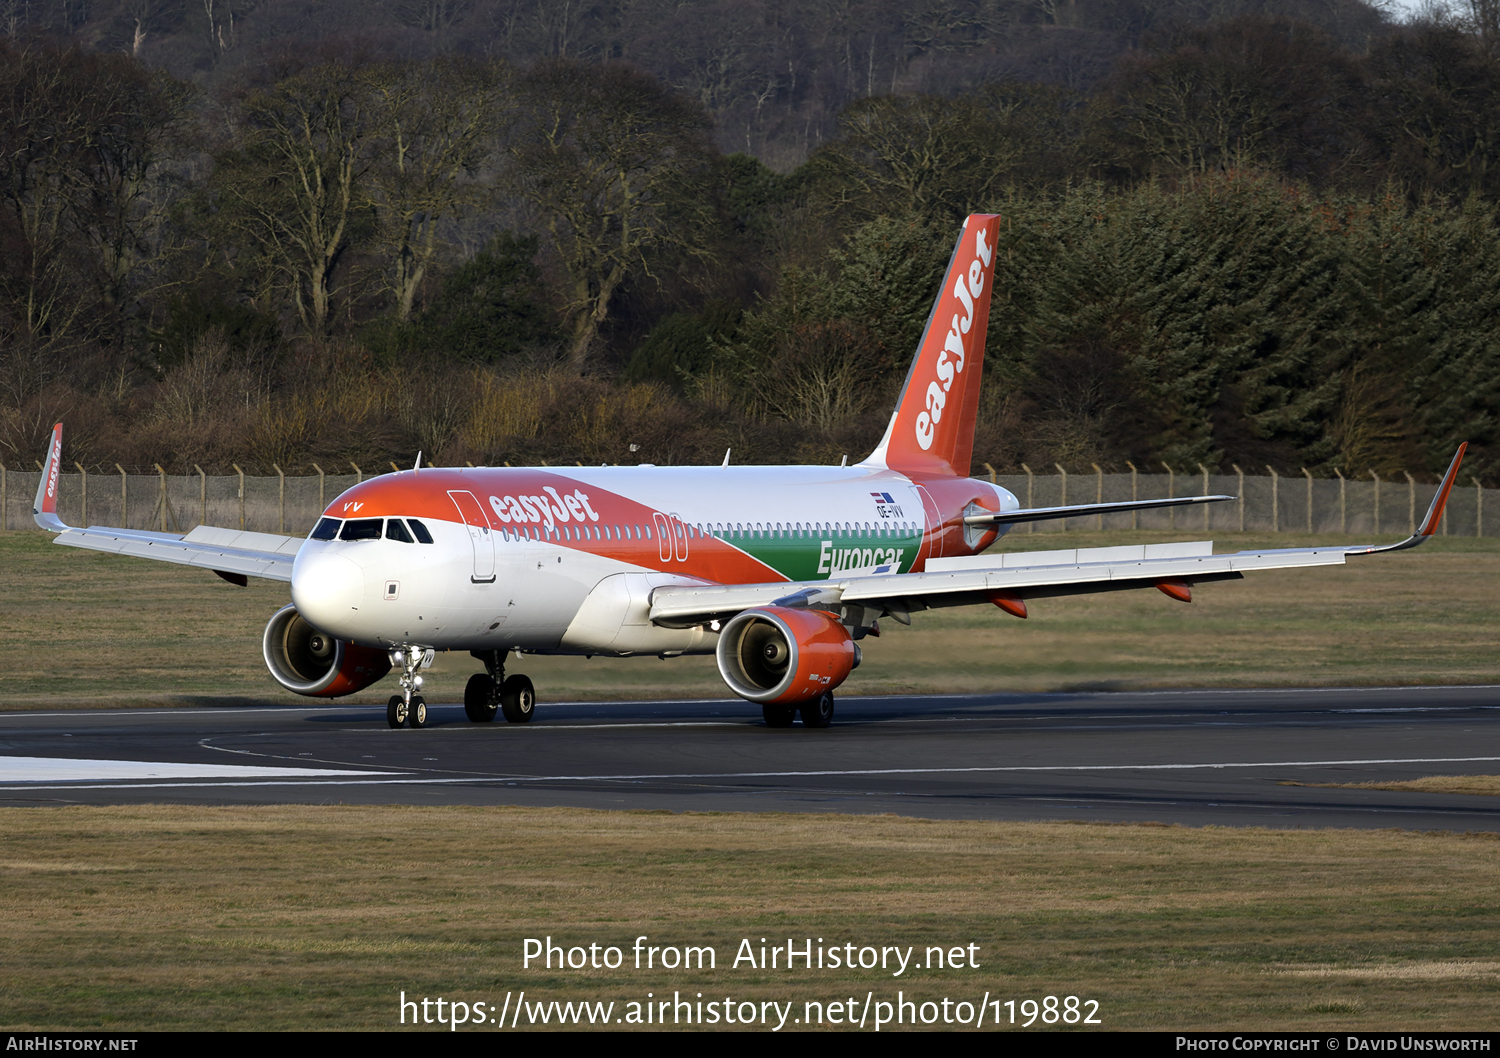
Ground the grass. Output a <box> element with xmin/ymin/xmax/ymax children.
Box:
<box><xmin>2</xmin><ymin>806</ymin><xmax>1500</xmax><ymax>1031</ymax></box>
<box><xmin>1282</xmin><ymin>776</ymin><xmax>1500</xmax><ymax>796</ymax></box>
<box><xmin>3</xmin><ymin>527</ymin><xmax>1499</xmax><ymax>707</ymax></box>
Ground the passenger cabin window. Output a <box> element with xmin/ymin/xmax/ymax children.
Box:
<box><xmin>311</xmin><ymin>517</ymin><xmax>340</xmax><ymax>541</ymax></box>
<box><xmin>408</xmin><ymin>519</ymin><xmax>434</xmax><ymax>544</ymax></box>
<box><xmin>340</xmin><ymin>518</ymin><xmax>383</xmax><ymax>541</ymax></box>
<box><xmin>385</xmin><ymin>518</ymin><xmax>414</xmax><ymax>543</ymax></box>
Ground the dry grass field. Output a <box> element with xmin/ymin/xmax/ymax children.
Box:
<box><xmin>2</xmin><ymin>806</ymin><xmax>1499</xmax><ymax>1031</ymax></box>
<box><xmin>1286</xmin><ymin>776</ymin><xmax>1500</xmax><ymax>796</ymax></box>
<box><xmin>3</xmin><ymin>527</ymin><xmax>1499</xmax><ymax>708</ymax></box>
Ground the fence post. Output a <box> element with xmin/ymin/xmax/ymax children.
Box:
<box><xmin>232</xmin><ymin>464</ymin><xmax>245</xmax><ymax>531</ymax></box>
<box><xmin>273</xmin><ymin>464</ymin><xmax>285</xmax><ymax>534</ymax></box>
<box><xmin>1476</xmin><ymin>477</ymin><xmax>1484</xmax><ymax>537</ymax></box>
<box><xmin>194</xmin><ymin>465</ymin><xmax>206</xmax><ymax>527</ymax></box>
<box><xmin>1266</xmin><ymin>466</ymin><xmax>1279</xmax><ymax>532</ymax></box>
<box><xmin>1092</xmin><ymin>463</ymin><xmax>1103</xmax><ymax>530</ymax></box>
<box><xmin>116</xmin><ymin>465</ymin><xmax>128</xmax><ymax>529</ymax></box>
<box><xmin>1</xmin><ymin>461</ymin><xmax>6</xmax><ymax>530</ymax></box>
<box><xmin>1371</xmin><ymin>470</ymin><xmax>1381</xmax><ymax>535</ymax></box>
<box><xmin>154</xmin><ymin>464</ymin><xmax>167</xmax><ymax>532</ymax></box>
<box><xmin>74</xmin><ymin>462</ymin><xmax>87</xmax><ymax>524</ymax></box>
<box><xmin>983</xmin><ymin>462</ymin><xmax>996</xmax><ymax>485</ymax></box>
<box><xmin>1231</xmin><ymin>465</ymin><xmax>1244</xmax><ymax>531</ymax></box>
<box><xmin>1199</xmin><ymin>464</ymin><xmax>1210</xmax><ymax>532</ymax></box>
<box><xmin>1162</xmin><ymin>462</ymin><xmax>1176</xmax><ymax>528</ymax></box>
<box><xmin>1301</xmin><ymin>468</ymin><xmax>1313</xmax><ymax>533</ymax></box>
<box><xmin>1335</xmin><ymin>469</ymin><xmax>1345</xmax><ymax>533</ymax></box>
<box><xmin>312</xmin><ymin>463</ymin><xmax>325</xmax><ymax>511</ymax></box>
<box><xmin>1127</xmin><ymin>461</ymin><xmax>1138</xmax><ymax>529</ymax></box>
<box><xmin>1054</xmin><ymin>463</ymin><xmax>1068</xmax><ymax>532</ymax></box>
<box><xmin>1021</xmin><ymin>464</ymin><xmax>1034</xmax><ymax>533</ymax></box>
<box><xmin>1403</xmin><ymin>471</ymin><xmax>1416</xmax><ymax>536</ymax></box>
<box><xmin>351</xmin><ymin>461</ymin><xmax>362</xmax><ymax>484</ymax></box>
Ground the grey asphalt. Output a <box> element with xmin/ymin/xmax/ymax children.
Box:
<box><xmin>3</xmin><ymin>685</ymin><xmax>1500</xmax><ymax>829</ymax></box>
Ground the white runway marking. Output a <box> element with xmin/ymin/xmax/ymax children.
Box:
<box><xmin>0</xmin><ymin>756</ymin><xmax>400</xmax><ymax>782</ymax></box>
<box><xmin>3</xmin><ymin>755</ymin><xmax>1499</xmax><ymax>791</ymax></box>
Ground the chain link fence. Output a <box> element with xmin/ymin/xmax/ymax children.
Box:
<box><xmin>990</xmin><ymin>467</ymin><xmax>1494</xmax><ymax>536</ymax></box>
<box><xmin>0</xmin><ymin>463</ymin><xmax>1493</xmax><ymax>538</ymax></box>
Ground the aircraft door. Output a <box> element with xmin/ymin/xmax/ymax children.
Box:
<box><xmin>914</xmin><ymin>485</ymin><xmax>945</xmax><ymax>565</ymax></box>
<box><xmin>448</xmin><ymin>490</ymin><xmax>496</xmax><ymax>583</ymax></box>
<box><xmin>652</xmin><ymin>512</ymin><xmax>672</xmax><ymax>563</ymax></box>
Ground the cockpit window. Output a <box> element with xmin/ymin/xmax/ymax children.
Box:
<box><xmin>385</xmin><ymin>518</ymin><xmax>413</xmax><ymax>543</ymax></box>
<box><xmin>340</xmin><ymin>518</ymin><xmax>384</xmax><ymax>541</ymax></box>
<box><xmin>407</xmin><ymin>518</ymin><xmax>434</xmax><ymax>544</ymax></box>
<box><xmin>310</xmin><ymin>517</ymin><xmax>340</xmax><ymax>541</ymax></box>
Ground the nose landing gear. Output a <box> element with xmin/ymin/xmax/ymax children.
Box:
<box><xmin>466</xmin><ymin>650</ymin><xmax>535</xmax><ymax>724</ymax></box>
<box><xmin>386</xmin><ymin>645</ymin><xmax>430</xmax><ymax>729</ymax></box>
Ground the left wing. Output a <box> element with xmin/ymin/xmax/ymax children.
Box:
<box><xmin>32</xmin><ymin>424</ymin><xmax>299</xmax><ymax>584</ymax></box>
<box><xmin>651</xmin><ymin>445</ymin><xmax>1468</xmax><ymax>628</ymax></box>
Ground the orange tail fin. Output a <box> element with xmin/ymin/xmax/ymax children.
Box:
<box><xmin>862</xmin><ymin>213</ymin><xmax>1000</xmax><ymax>478</ymax></box>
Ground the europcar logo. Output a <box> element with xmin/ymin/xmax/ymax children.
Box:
<box><xmin>914</xmin><ymin>227</ymin><xmax>993</xmax><ymax>451</ymax></box>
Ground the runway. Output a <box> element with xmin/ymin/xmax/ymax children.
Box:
<box><xmin>2</xmin><ymin>685</ymin><xmax>1499</xmax><ymax>828</ymax></box>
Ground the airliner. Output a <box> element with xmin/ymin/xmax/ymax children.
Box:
<box><xmin>32</xmin><ymin>214</ymin><xmax>1467</xmax><ymax>729</ymax></box>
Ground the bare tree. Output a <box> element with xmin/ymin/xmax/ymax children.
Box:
<box><xmin>214</xmin><ymin>53</ymin><xmax>375</xmax><ymax>334</ymax></box>
<box><xmin>509</xmin><ymin>59</ymin><xmax>720</xmax><ymax>367</ymax></box>
<box><xmin>365</xmin><ymin>56</ymin><xmax>512</xmax><ymax>321</ymax></box>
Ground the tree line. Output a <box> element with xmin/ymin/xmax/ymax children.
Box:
<box><xmin>3</xmin><ymin>3</ymin><xmax>1500</xmax><ymax>480</ymax></box>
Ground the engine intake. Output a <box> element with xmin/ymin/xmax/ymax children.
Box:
<box><xmin>262</xmin><ymin>604</ymin><xmax>391</xmax><ymax>697</ymax></box>
<box><xmin>715</xmin><ymin>606</ymin><xmax>857</xmax><ymax>705</ymax></box>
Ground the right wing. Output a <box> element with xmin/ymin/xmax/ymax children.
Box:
<box><xmin>651</xmin><ymin>445</ymin><xmax>1468</xmax><ymax>628</ymax></box>
<box><xmin>32</xmin><ymin>424</ymin><xmax>298</xmax><ymax>584</ymax></box>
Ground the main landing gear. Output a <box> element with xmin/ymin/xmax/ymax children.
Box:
<box><xmin>465</xmin><ymin>650</ymin><xmax>535</xmax><ymax>724</ymax></box>
<box><xmin>386</xmin><ymin>645</ymin><xmax>430</xmax><ymax>729</ymax></box>
<box><xmin>762</xmin><ymin>690</ymin><xmax>835</xmax><ymax>729</ymax></box>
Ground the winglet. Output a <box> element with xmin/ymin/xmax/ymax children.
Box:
<box><xmin>32</xmin><ymin>422</ymin><xmax>69</xmax><ymax>533</ymax></box>
<box><xmin>1350</xmin><ymin>443</ymin><xmax>1467</xmax><ymax>555</ymax></box>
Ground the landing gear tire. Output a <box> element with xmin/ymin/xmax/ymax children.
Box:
<box><xmin>762</xmin><ymin>703</ymin><xmax>796</xmax><ymax>728</ymax></box>
<box><xmin>499</xmin><ymin>675</ymin><xmax>535</xmax><ymax>723</ymax></box>
<box><xmin>464</xmin><ymin>674</ymin><xmax>499</xmax><ymax>723</ymax></box>
<box><xmin>408</xmin><ymin>695</ymin><xmax>427</xmax><ymax>728</ymax></box>
<box><xmin>387</xmin><ymin>695</ymin><xmax>408</xmax><ymax>729</ymax></box>
<box><xmin>801</xmin><ymin>690</ymin><xmax>835</xmax><ymax>729</ymax></box>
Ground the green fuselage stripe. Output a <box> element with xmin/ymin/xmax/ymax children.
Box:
<box><xmin>719</xmin><ymin>527</ymin><xmax>923</xmax><ymax>580</ymax></box>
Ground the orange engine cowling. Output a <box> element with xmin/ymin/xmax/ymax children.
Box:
<box><xmin>261</xmin><ymin>604</ymin><xmax>391</xmax><ymax>697</ymax></box>
<box><xmin>715</xmin><ymin>606</ymin><xmax>858</xmax><ymax>705</ymax></box>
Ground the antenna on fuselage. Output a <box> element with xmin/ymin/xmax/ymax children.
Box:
<box><xmin>840</xmin><ymin>454</ymin><xmax>847</xmax><ymax>466</ymax></box>
<box><xmin>414</xmin><ymin>451</ymin><xmax>422</xmax><ymax>474</ymax></box>
<box><xmin>722</xmin><ymin>448</ymin><xmax>731</xmax><ymax>466</ymax></box>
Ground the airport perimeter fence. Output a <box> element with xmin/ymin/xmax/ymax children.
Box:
<box><xmin>0</xmin><ymin>462</ymin><xmax>1494</xmax><ymax>539</ymax></box>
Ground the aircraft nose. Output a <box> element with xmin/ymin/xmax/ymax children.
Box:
<box><xmin>291</xmin><ymin>550</ymin><xmax>366</xmax><ymax>634</ymax></box>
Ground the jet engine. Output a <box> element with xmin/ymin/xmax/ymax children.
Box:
<box><xmin>715</xmin><ymin>606</ymin><xmax>859</xmax><ymax>704</ymax></box>
<box><xmin>262</xmin><ymin>604</ymin><xmax>391</xmax><ymax>697</ymax></box>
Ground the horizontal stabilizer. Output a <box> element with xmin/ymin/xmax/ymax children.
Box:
<box><xmin>964</xmin><ymin>494</ymin><xmax>1234</xmax><ymax>526</ymax></box>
